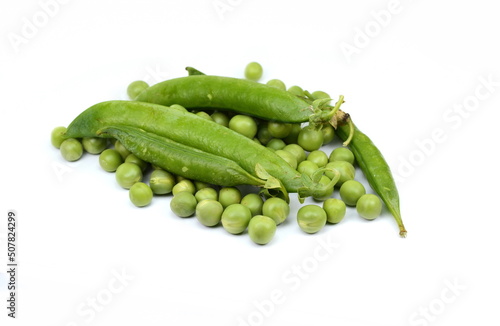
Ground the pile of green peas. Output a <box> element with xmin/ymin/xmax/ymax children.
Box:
<box><xmin>51</xmin><ymin>62</ymin><xmax>383</xmax><ymax>245</ymax></box>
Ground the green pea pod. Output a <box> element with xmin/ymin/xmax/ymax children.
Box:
<box><xmin>64</xmin><ymin>100</ymin><xmax>331</xmax><ymax>202</ymax></box>
<box><xmin>185</xmin><ymin>66</ymin><xmax>206</xmax><ymax>76</ymax></box>
<box><xmin>335</xmin><ymin>122</ymin><xmax>407</xmax><ymax>237</ymax></box>
<box><xmin>135</xmin><ymin>75</ymin><xmax>343</xmax><ymax>126</ymax></box>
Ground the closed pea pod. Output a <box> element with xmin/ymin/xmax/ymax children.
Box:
<box><xmin>336</xmin><ymin>122</ymin><xmax>407</xmax><ymax>237</ymax></box>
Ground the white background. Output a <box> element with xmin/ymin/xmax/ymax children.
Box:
<box><xmin>1</xmin><ymin>0</ymin><xmax>499</xmax><ymax>325</ymax></box>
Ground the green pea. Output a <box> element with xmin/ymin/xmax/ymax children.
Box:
<box><xmin>312</xmin><ymin>175</ymin><xmax>333</xmax><ymax>201</ymax></box>
<box><xmin>211</xmin><ymin>112</ymin><xmax>229</xmax><ymax>127</ymax></box>
<box><xmin>283</xmin><ymin>124</ymin><xmax>302</xmax><ymax>144</ymax></box>
<box><xmin>339</xmin><ymin>180</ymin><xmax>366</xmax><ymax>206</ymax></box>
<box><xmin>194</xmin><ymin>181</ymin><xmax>210</xmax><ymax>191</ymax></box>
<box><xmin>321</xmin><ymin>124</ymin><xmax>335</xmax><ymax>145</ymax></box>
<box><xmin>267</xmin><ymin>122</ymin><xmax>292</xmax><ymax>139</ymax></box>
<box><xmin>170</xmin><ymin>191</ymin><xmax>198</xmax><ymax>217</ymax></box>
<box><xmin>311</xmin><ymin>90</ymin><xmax>331</xmax><ymax>103</ymax></box>
<box><xmin>244</xmin><ymin>62</ymin><xmax>263</xmax><ymax>81</ymax></box>
<box><xmin>283</xmin><ymin>144</ymin><xmax>306</xmax><ymax>164</ymax></box>
<box><xmin>329</xmin><ymin>147</ymin><xmax>355</xmax><ymax>165</ymax></box>
<box><xmin>172</xmin><ymin>179</ymin><xmax>196</xmax><ymax>195</ymax></box>
<box><xmin>125</xmin><ymin>153</ymin><xmax>148</xmax><ymax>171</ymax></box>
<box><xmin>196</xmin><ymin>111</ymin><xmax>213</xmax><ymax>121</ymax></box>
<box><xmin>241</xmin><ymin>193</ymin><xmax>264</xmax><ymax>216</ymax></box>
<box><xmin>266</xmin><ymin>138</ymin><xmax>286</xmax><ymax>151</ymax></box>
<box><xmin>257</xmin><ymin>123</ymin><xmax>273</xmax><ymax>145</ymax></box>
<box><xmin>275</xmin><ymin>150</ymin><xmax>298</xmax><ymax>170</ymax></box>
<box><xmin>114</xmin><ymin>140</ymin><xmax>131</xmax><ymax>160</ymax></box>
<box><xmin>221</xmin><ymin>204</ymin><xmax>252</xmax><ymax>234</ymax></box>
<box><xmin>149</xmin><ymin>169</ymin><xmax>176</xmax><ymax>195</ymax></box>
<box><xmin>297</xmin><ymin>205</ymin><xmax>327</xmax><ymax>234</ymax></box>
<box><xmin>196</xmin><ymin>199</ymin><xmax>224</xmax><ymax>227</ymax></box>
<box><xmin>115</xmin><ymin>162</ymin><xmax>143</xmax><ymax>189</ymax></box>
<box><xmin>129</xmin><ymin>182</ymin><xmax>153</xmax><ymax>207</ymax></box>
<box><xmin>51</xmin><ymin>126</ymin><xmax>67</xmax><ymax>148</ymax></box>
<box><xmin>99</xmin><ymin>149</ymin><xmax>123</xmax><ymax>172</ymax></box>
<box><xmin>229</xmin><ymin>115</ymin><xmax>258</xmax><ymax>139</ymax></box>
<box><xmin>248</xmin><ymin>215</ymin><xmax>277</xmax><ymax>245</ymax></box>
<box><xmin>356</xmin><ymin>194</ymin><xmax>382</xmax><ymax>220</ymax></box>
<box><xmin>262</xmin><ymin>197</ymin><xmax>289</xmax><ymax>225</ymax></box>
<box><xmin>127</xmin><ymin>80</ymin><xmax>149</xmax><ymax>100</ymax></box>
<box><xmin>297</xmin><ymin>160</ymin><xmax>319</xmax><ymax>177</ymax></box>
<box><xmin>82</xmin><ymin>137</ymin><xmax>108</xmax><ymax>154</ymax></box>
<box><xmin>287</xmin><ymin>85</ymin><xmax>304</xmax><ymax>97</ymax></box>
<box><xmin>298</xmin><ymin>126</ymin><xmax>324</xmax><ymax>152</ymax></box>
<box><xmin>323</xmin><ymin>198</ymin><xmax>346</xmax><ymax>224</ymax></box>
<box><xmin>60</xmin><ymin>138</ymin><xmax>83</xmax><ymax>162</ymax></box>
<box><xmin>195</xmin><ymin>187</ymin><xmax>218</xmax><ymax>202</ymax></box>
<box><xmin>266</xmin><ymin>79</ymin><xmax>286</xmax><ymax>90</ymax></box>
<box><xmin>325</xmin><ymin>161</ymin><xmax>355</xmax><ymax>187</ymax></box>
<box><xmin>219</xmin><ymin>187</ymin><xmax>242</xmax><ymax>208</ymax></box>
<box><xmin>307</xmin><ymin>150</ymin><xmax>329</xmax><ymax>168</ymax></box>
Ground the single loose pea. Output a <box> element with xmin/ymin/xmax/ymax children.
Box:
<box><xmin>125</xmin><ymin>153</ymin><xmax>148</xmax><ymax>171</ymax></box>
<box><xmin>82</xmin><ymin>137</ymin><xmax>107</xmax><ymax>154</ymax></box>
<box><xmin>323</xmin><ymin>198</ymin><xmax>346</xmax><ymax>224</ymax></box>
<box><xmin>211</xmin><ymin>112</ymin><xmax>230</xmax><ymax>127</ymax></box>
<box><xmin>170</xmin><ymin>191</ymin><xmax>197</xmax><ymax>217</ymax></box>
<box><xmin>257</xmin><ymin>123</ymin><xmax>273</xmax><ymax>145</ymax></box>
<box><xmin>298</xmin><ymin>126</ymin><xmax>324</xmax><ymax>152</ymax></box>
<box><xmin>244</xmin><ymin>62</ymin><xmax>263</xmax><ymax>81</ymax></box>
<box><xmin>262</xmin><ymin>197</ymin><xmax>289</xmax><ymax>225</ymax></box>
<box><xmin>297</xmin><ymin>205</ymin><xmax>327</xmax><ymax>234</ymax></box>
<box><xmin>129</xmin><ymin>182</ymin><xmax>153</xmax><ymax>207</ymax></box>
<box><xmin>283</xmin><ymin>124</ymin><xmax>302</xmax><ymax>144</ymax></box>
<box><xmin>194</xmin><ymin>181</ymin><xmax>210</xmax><ymax>191</ymax></box>
<box><xmin>114</xmin><ymin>140</ymin><xmax>131</xmax><ymax>160</ymax></box>
<box><xmin>195</xmin><ymin>187</ymin><xmax>218</xmax><ymax>202</ymax></box>
<box><xmin>149</xmin><ymin>169</ymin><xmax>176</xmax><ymax>195</ymax></box>
<box><xmin>51</xmin><ymin>126</ymin><xmax>67</xmax><ymax>148</ymax></box>
<box><xmin>339</xmin><ymin>180</ymin><xmax>366</xmax><ymax>206</ymax></box>
<box><xmin>325</xmin><ymin>161</ymin><xmax>355</xmax><ymax>186</ymax></box>
<box><xmin>283</xmin><ymin>144</ymin><xmax>307</xmax><ymax>164</ymax></box>
<box><xmin>275</xmin><ymin>150</ymin><xmax>298</xmax><ymax>169</ymax></box>
<box><xmin>172</xmin><ymin>179</ymin><xmax>196</xmax><ymax>195</ymax></box>
<box><xmin>356</xmin><ymin>194</ymin><xmax>382</xmax><ymax>220</ymax></box>
<box><xmin>307</xmin><ymin>150</ymin><xmax>329</xmax><ymax>168</ymax></box>
<box><xmin>287</xmin><ymin>85</ymin><xmax>304</xmax><ymax>97</ymax></box>
<box><xmin>297</xmin><ymin>160</ymin><xmax>319</xmax><ymax>177</ymax></box>
<box><xmin>115</xmin><ymin>162</ymin><xmax>143</xmax><ymax>189</ymax></box>
<box><xmin>99</xmin><ymin>149</ymin><xmax>123</xmax><ymax>172</ymax></box>
<box><xmin>221</xmin><ymin>204</ymin><xmax>252</xmax><ymax>234</ymax></box>
<box><xmin>266</xmin><ymin>138</ymin><xmax>286</xmax><ymax>151</ymax></box>
<box><xmin>127</xmin><ymin>80</ymin><xmax>149</xmax><ymax>100</ymax></box>
<box><xmin>196</xmin><ymin>199</ymin><xmax>224</xmax><ymax>226</ymax></box>
<box><xmin>322</xmin><ymin>124</ymin><xmax>335</xmax><ymax>145</ymax></box>
<box><xmin>241</xmin><ymin>193</ymin><xmax>264</xmax><ymax>216</ymax></box>
<box><xmin>219</xmin><ymin>187</ymin><xmax>242</xmax><ymax>208</ymax></box>
<box><xmin>228</xmin><ymin>115</ymin><xmax>258</xmax><ymax>139</ymax></box>
<box><xmin>266</xmin><ymin>79</ymin><xmax>286</xmax><ymax>90</ymax></box>
<box><xmin>60</xmin><ymin>138</ymin><xmax>83</xmax><ymax>162</ymax></box>
<box><xmin>329</xmin><ymin>147</ymin><xmax>355</xmax><ymax>165</ymax></box>
<box><xmin>267</xmin><ymin>122</ymin><xmax>292</xmax><ymax>139</ymax></box>
<box><xmin>248</xmin><ymin>215</ymin><xmax>277</xmax><ymax>245</ymax></box>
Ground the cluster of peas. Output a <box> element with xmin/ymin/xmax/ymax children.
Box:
<box><xmin>50</xmin><ymin>62</ymin><xmax>383</xmax><ymax>245</ymax></box>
